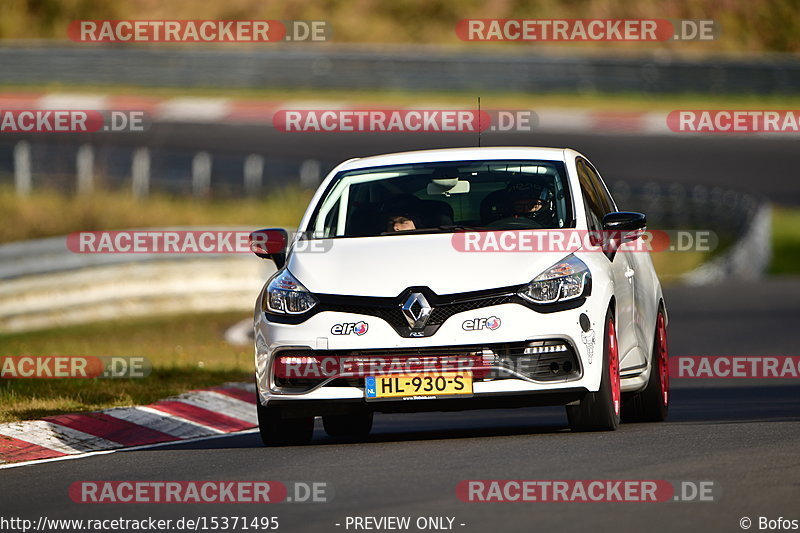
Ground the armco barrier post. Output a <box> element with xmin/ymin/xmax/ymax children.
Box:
<box><xmin>244</xmin><ymin>154</ymin><xmax>264</xmax><ymax>195</ymax></box>
<box><xmin>300</xmin><ymin>159</ymin><xmax>321</xmax><ymax>188</ymax></box>
<box><xmin>13</xmin><ymin>141</ymin><xmax>32</xmax><ymax>197</ymax></box>
<box><xmin>192</xmin><ymin>151</ymin><xmax>212</xmax><ymax>197</ymax></box>
<box><xmin>76</xmin><ymin>144</ymin><xmax>94</xmax><ymax>195</ymax></box>
<box><xmin>132</xmin><ymin>147</ymin><xmax>150</xmax><ymax>198</ymax></box>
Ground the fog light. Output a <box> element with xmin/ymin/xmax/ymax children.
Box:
<box><xmin>524</xmin><ymin>343</ymin><xmax>568</xmax><ymax>355</ymax></box>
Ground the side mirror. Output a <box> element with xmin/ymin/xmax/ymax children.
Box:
<box><xmin>249</xmin><ymin>228</ymin><xmax>289</xmax><ymax>268</ymax></box>
<box><xmin>602</xmin><ymin>212</ymin><xmax>646</xmax><ymax>243</ymax></box>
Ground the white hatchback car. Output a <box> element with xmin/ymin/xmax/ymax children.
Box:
<box><xmin>252</xmin><ymin>147</ymin><xmax>669</xmax><ymax>445</ymax></box>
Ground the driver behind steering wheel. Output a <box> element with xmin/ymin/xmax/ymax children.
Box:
<box><xmin>506</xmin><ymin>181</ymin><xmax>555</xmax><ymax>226</ymax></box>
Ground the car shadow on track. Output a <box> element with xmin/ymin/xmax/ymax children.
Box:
<box><xmin>150</xmin><ymin>407</ymin><xmax>573</xmax><ymax>451</ymax></box>
<box><xmin>140</xmin><ymin>384</ymin><xmax>800</xmax><ymax>452</ymax></box>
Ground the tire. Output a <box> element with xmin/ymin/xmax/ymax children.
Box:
<box><xmin>567</xmin><ymin>309</ymin><xmax>621</xmax><ymax>431</ymax></box>
<box><xmin>257</xmin><ymin>402</ymin><xmax>314</xmax><ymax>446</ymax></box>
<box><xmin>322</xmin><ymin>410</ymin><xmax>374</xmax><ymax>439</ymax></box>
<box><xmin>622</xmin><ymin>309</ymin><xmax>669</xmax><ymax>422</ymax></box>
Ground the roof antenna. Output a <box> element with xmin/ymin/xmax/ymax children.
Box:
<box><xmin>477</xmin><ymin>96</ymin><xmax>481</xmax><ymax>147</ymax></box>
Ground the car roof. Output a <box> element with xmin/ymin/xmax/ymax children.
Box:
<box><xmin>337</xmin><ymin>147</ymin><xmax>569</xmax><ymax>171</ymax></box>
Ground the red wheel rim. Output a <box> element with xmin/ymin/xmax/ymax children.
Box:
<box><xmin>607</xmin><ymin>317</ymin><xmax>621</xmax><ymax>416</ymax></box>
<box><xmin>656</xmin><ymin>312</ymin><xmax>669</xmax><ymax>406</ymax></box>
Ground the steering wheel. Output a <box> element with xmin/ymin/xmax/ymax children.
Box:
<box><xmin>486</xmin><ymin>216</ymin><xmax>544</xmax><ymax>229</ymax></box>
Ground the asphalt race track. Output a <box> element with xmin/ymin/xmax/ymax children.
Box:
<box><xmin>2</xmin><ymin>131</ymin><xmax>799</xmax><ymax>533</ymax></box>
<box><xmin>3</xmin><ymin>280</ymin><xmax>800</xmax><ymax>532</ymax></box>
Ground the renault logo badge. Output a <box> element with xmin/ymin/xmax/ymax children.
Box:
<box><xmin>401</xmin><ymin>292</ymin><xmax>432</xmax><ymax>329</ymax></box>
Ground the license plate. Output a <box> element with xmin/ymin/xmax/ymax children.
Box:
<box><xmin>365</xmin><ymin>372</ymin><xmax>472</xmax><ymax>401</ymax></box>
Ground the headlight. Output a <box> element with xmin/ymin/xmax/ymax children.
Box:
<box><xmin>518</xmin><ymin>255</ymin><xmax>590</xmax><ymax>304</ymax></box>
<box><xmin>262</xmin><ymin>269</ymin><xmax>318</xmax><ymax>315</ymax></box>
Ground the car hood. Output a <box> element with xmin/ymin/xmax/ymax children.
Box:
<box><xmin>286</xmin><ymin>233</ymin><xmax>575</xmax><ymax>297</ymax></box>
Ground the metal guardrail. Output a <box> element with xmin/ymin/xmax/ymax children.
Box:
<box><xmin>612</xmin><ymin>180</ymin><xmax>764</xmax><ymax>237</ymax></box>
<box><xmin>612</xmin><ymin>181</ymin><xmax>771</xmax><ymax>283</ymax></box>
<box><xmin>1</xmin><ymin>44</ymin><xmax>799</xmax><ymax>94</ymax></box>
<box><xmin>0</xmin><ymin>140</ymin><xmax>324</xmax><ymax>198</ymax></box>
<box><xmin>0</xmin><ymin>228</ymin><xmax>276</xmax><ymax>333</ymax></box>
<box><xmin>684</xmin><ymin>204</ymin><xmax>771</xmax><ymax>284</ymax></box>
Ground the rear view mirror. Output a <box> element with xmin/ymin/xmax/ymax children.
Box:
<box><xmin>249</xmin><ymin>228</ymin><xmax>289</xmax><ymax>268</ymax></box>
<box><xmin>427</xmin><ymin>178</ymin><xmax>471</xmax><ymax>196</ymax></box>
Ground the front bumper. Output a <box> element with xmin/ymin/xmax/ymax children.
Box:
<box><xmin>268</xmin><ymin>388</ymin><xmax>590</xmax><ymax>417</ymax></box>
<box><xmin>255</xmin><ymin>298</ymin><xmax>611</xmax><ymax>411</ymax></box>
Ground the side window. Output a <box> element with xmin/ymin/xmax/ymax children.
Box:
<box><xmin>576</xmin><ymin>159</ymin><xmax>605</xmax><ymax>232</ymax></box>
<box><xmin>322</xmin><ymin>201</ymin><xmax>340</xmax><ymax>237</ymax></box>
<box><xmin>581</xmin><ymin>159</ymin><xmax>616</xmax><ymax>214</ymax></box>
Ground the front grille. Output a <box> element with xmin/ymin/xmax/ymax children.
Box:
<box><xmin>326</xmin><ymin>295</ymin><xmax>515</xmax><ymax>329</ymax></box>
<box><xmin>316</xmin><ymin>287</ymin><xmax>520</xmax><ymax>336</ymax></box>
<box><xmin>271</xmin><ymin>340</ymin><xmax>581</xmax><ymax>391</ymax></box>
<box><xmin>427</xmin><ymin>295</ymin><xmax>515</xmax><ymax>325</ymax></box>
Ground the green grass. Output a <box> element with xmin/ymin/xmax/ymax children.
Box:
<box><xmin>770</xmin><ymin>206</ymin><xmax>800</xmax><ymax>275</ymax></box>
<box><xmin>0</xmin><ymin>312</ymin><xmax>251</xmax><ymax>423</ymax></box>
<box><xmin>651</xmin><ymin>250</ymin><xmax>710</xmax><ymax>282</ymax></box>
<box><xmin>0</xmin><ymin>184</ymin><xmax>312</xmax><ymax>243</ymax></box>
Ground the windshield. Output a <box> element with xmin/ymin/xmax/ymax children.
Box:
<box><xmin>306</xmin><ymin>160</ymin><xmax>574</xmax><ymax>238</ymax></box>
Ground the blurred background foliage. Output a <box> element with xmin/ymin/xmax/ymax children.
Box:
<box><xmin>0</xmin><ymin>0</ymin><xmax>798</xmax><ymax>53</ymax></box>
